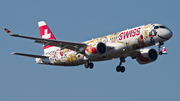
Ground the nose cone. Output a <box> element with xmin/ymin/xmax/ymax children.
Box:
<box><xmin>165</xmin><ymin>29</ymin><xmax>173</xmax><ymax>39</ymax></box>
<box><xmin>158</xmin><ymin>28</ymin><xmax>173</xmax><ymax>40</ymax></box>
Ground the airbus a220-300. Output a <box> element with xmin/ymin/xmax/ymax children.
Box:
<box><xmin>3</xmin><ymin>21</ymin><xmax>173</xmax><ymax>73</ymax></box>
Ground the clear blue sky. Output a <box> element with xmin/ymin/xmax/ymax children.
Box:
<box><xmin>0</xmin><ymin>0</ymin><xmax>179</xmax><ymax>101</ymax></box>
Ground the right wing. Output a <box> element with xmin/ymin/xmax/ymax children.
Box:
<box><xmin>3</xmin><ymin>27</ymin><xmax>87</xmax><ymax>53</ymax></box>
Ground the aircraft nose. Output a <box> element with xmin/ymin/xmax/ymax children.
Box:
<box><xmin>167</xmin><ymin>29</ymin><xmax>173</xmax><ymax>39</ymax></box>
<box><xmin>158</xmin><ymin>28</ymin><xmax>173</xmax><ymax>40</ymax></box>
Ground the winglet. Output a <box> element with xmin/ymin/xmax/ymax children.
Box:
<box><xmin>3</xmin><ymin>27</ymin><xmax>14</xmax><ymax>35</ymax></box>
<box><xmin>11</xmin><ymin>52</ymin><xmax>15</xmax><ymax>55</ymax></box>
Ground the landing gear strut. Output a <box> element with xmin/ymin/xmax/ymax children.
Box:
<box><xmin>157</xmin><ymin>42</ymin><xmax>164</xmax><ymax>55</ymax></box>
<box><xmin>116</xmin><ymin>57</ymin><xmax>126</xmax><ymax>73</ymax></box>
<box><xmin>84</xmin><ymin>60</ymin><xmax>94</xmax><ymax>69</ymax></box>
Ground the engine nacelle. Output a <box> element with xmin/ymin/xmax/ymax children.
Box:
<box><xmin>136</xmin><ymin>48</ymin><xmax>158</xmax><ymax>64</ymax></box>
<box><xmin>85</xmin><ymin>42</ymin><xmax>106</xmax><ymax>58</ymax></box>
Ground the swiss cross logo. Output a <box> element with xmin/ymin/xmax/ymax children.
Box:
<box><xmin>42</xmin><ymin>29</ymin><xmax>51</xmax><ymax>39</ymax></box>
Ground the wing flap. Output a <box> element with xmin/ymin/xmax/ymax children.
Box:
<box><xmin>12</xmin><ymin>52</ymin><xmax>48</xmax><ymax>58</ymax></box>
<box><xmin>34</xmin><ymin>40</ymin><xmax>86</xmax><ymax>52</ymax></box>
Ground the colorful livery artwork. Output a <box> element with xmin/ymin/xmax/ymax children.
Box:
<box><xmin>3</xmin><ymin>21</ymin><xmax>172</xmax><ymax>73</ymax></box>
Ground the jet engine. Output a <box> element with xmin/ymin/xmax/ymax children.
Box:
<box><xmin>136</xmin><ymin>48</ymin><xmax>158</xmax><ymax>64</ymax></box>
<box><xmin>85</xmin><ymin>42</ymin><xmax>106</xmax><ymax>58</ymax></box>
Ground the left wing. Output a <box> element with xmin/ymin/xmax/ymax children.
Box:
<box><xmin>3</xmin><ymin>27</ymin><xmax>87</xmax><ymax>53</ymax></box>
<box><xmin>12</xmin><ymin>52</ymin><xmax>49</xmax><ymax>58</ymax></box>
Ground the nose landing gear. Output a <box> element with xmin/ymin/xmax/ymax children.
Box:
<box><xmin>116</xmin><ymin>57</ymin><xmax>126</xmax><ymax>73</ymax></box>
<box><xmin>157</xmin><ymin>42</ymin><xmax>164</xmax><ymax>55</ymax></box>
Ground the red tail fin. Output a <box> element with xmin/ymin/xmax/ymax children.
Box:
<box><xmin>38</xmin><ymin>21</ymin><xmax>56</xmax><ymax>40</ymax></box>
<box><xmin>38</xmin><ymin>21</ymin><xmax>59</xmax><ymax>53</ymax></box>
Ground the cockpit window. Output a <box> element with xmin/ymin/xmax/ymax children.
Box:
<box><xmin>154</xmin><ymin>26</ymin><xmax>159</xmax><ymax>29</ymax></box>
<box><xmin>159</xmin><ymin>26</ymin><xmax>167</xmax><ymax>29</ymax></box>
<box><xmin>154</xmin><ymin>26</ymin><xmax>168</xmax><ymax>29</ymax></box>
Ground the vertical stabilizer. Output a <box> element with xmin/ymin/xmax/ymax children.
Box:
<box><xmin>38</xmin><ymin>21</ymin><xmax>60</xmax><ymax>53</ymax></box>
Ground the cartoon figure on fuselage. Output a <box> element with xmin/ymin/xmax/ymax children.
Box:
<box><xmin>3</xmin><ymin>21</ymin><xmax>173</xmax><ymax>73</ymax></box>
<box><xmin>109</xmin><ymin>33</ymin><xmax>117</xmax><ymax>43</ymax></box>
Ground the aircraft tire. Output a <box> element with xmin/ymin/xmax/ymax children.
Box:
<box><xmin>116</xmin><ymin>66</ymin><xmax>121</xmax><ymax>72</ymax></box>
<box><xmin>89</xmin><ymin>63</ymin><xmax>94</xmax><ymax>69</ymax></box>
<box><xmin>84</xmin><ymin>62</ymin><xmax>89</xmax><ymax>68</ymax></box>
<box><xmin>116</xmin><ymin>66</ymin><xmax>125</xmax><ymax>73</ymax></box>
<box><xmin>121</xmin><ymin>66</ymin><xmax>125</xmax><ymax>73</ymax></box>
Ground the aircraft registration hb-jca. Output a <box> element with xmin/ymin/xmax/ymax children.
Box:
<box><xmin>3</xmin><ymin>21</ymin><xmax>173</xmax><ymax>73</ymax></box>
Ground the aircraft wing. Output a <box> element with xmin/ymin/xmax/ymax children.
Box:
<box><xmin>3</xmin><ymin>27</ymin><xmax>87</xmax><ymax>52</ymax></box>
<box><xmin>12</xmin><ymin>52</ymin><xmax>49</xmax><ymax>58</ymax></box>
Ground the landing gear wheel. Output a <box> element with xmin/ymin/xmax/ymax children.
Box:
<box><xmin>116</xmin><ymin>66</ymin><xmax>125</xmax><ymax>73</ymax></box>
<box><xmin>84</xmin><ymin>62</ymin><xmax>89</xmax><ymax>68</ymax></box>
<box><xmin>116</xmin><ymin>66</ymin><xmax>121</xmax><ymax>72</ymax></box>
<box><xmin>121</xmin><ymin>66</ymin><xmax>125</xmax><ymax>73</ymax></box>
<box><xmin>116</xmin><ymin>57</ymin><xmax>126</xmax><ymax>73</ymax></box>
<box><xmin>89</xmin><ymin>63</ymin><xmax>94</xmax><ymax>69</ymax></box>
<box><xmin>84</xmin><ymin>61</ymin><xmax>94</xmax><ymax>69</ymax></box>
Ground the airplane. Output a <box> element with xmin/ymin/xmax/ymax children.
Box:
<box><xmin>3</xmin><ymin>21</ymin><xmax>173</xmax><ymax>73</ymax></box>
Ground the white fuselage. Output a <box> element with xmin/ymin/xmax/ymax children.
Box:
<box><xmin>35</xmin><ymin>23</ymin><xmax>172</xmax><ymax>66</ymax></box>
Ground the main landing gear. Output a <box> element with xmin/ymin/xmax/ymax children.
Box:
<box><xmin>157</xmin><ymin>42</ymin><xmax>164</xmax><ymax>55</ymax></box>
<box><xmin>116</xmin><ymin>57</ymin><xmax>126</xmax><ymax>73</ymax></box>
<box><xmin>84</xmin><ymin>60</ymin><xmax>94</xmax><ymax>69</ymax></box>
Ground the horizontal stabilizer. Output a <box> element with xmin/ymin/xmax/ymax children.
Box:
<box><xmin>12</xmin><ymin>52</ymin><xmax>49</xmax><ymax>58</ymax></box>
